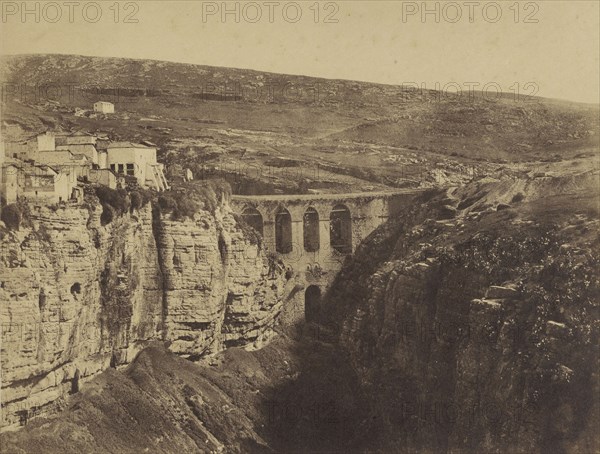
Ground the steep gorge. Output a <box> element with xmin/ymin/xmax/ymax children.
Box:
<box><xmin>1</xmin><ymin>172</ymin><xmax>598</xmax><ymax>454</ymax></box>
<box><xmin>325</xmin><ymin>173</ymin><xmax>600</xmax><ymax>453</ymax></box>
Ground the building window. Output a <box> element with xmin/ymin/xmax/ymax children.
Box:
<box><xmin>126</xmin><ymin>164</ymin><xmax>135</xmax><ymax>176</ymax></box>
<box><xmin>110</xmin><ymin>164</ymin><xmax>116</xmax><ymax>171</ymax></box>
<box><xmin>118</xmin><ymin>164</ymin><xmax>124</xmax><ymax>174</ymax></box>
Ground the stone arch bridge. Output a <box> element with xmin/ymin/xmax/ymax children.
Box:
<box><xmin>231</xmin><ymin>190</ymin><xmax>423</xmax><ymax>324</ymax></box>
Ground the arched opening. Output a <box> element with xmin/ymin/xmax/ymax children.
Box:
<box><xmin>275</xmin><ymin>207</ymin><xmax>293</xmax><ymax>254</ymax></box>
<box><xmin>305</xmin><ymin>285</ymin><xmax>321</xmax><ymax>322</ymax></box>
<box><xmin>241</xmin><ymin>206</ymin><xmax>263</xmax><ymax>236</ymax></box>
<box><xmin>303</xmin><ymin>207</ymin><xmax>320</xmax><ymax>252</ymax></box>
<box><xmin>330</xmin><ymin>204</ymin><xmax>352</xmax><ymax>254</ymax></box>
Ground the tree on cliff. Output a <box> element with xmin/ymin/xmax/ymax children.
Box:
<box><xmin>1</xmin><ymin>204</ymin><xmax>22</xmax><ymax>230</ymax></box>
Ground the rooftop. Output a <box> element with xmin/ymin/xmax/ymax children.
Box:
<box><xmin>107</xmin><ymin>142</ymin><xmax>154</xmax><ymax>149</ymax></box>
<box><xmin>56</xmin><ymin>134</ymin><xmax>97</xmax><ymax>146</ymax></box>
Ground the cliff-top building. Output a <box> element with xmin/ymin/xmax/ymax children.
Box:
<box><xmin>1</xmin><ymin>131</ymin><xmax>168</xmax><ymax>206</ymax></box>
<box><xmin>55</xmin><ymin>134</ymin><xmax>99</xmax><ymax>165</ymax></box>
<box><xmin>1</xmin><ymin>160</ymin><xmax>77</xmax><ymax>204</ymax></box>
<box><xmin>106</xmin><ymin>142</ymin><xmax>169</xmax><ymax>191</ymax></box>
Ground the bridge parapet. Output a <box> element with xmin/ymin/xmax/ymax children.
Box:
<box><xmin>230</xmin><ymin>190</ymin><xmax>423</xmax><ymax>323</ymax></box>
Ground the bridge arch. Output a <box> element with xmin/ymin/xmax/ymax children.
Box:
<box><xmin>275</xmin><ymin>207</ymin><xmax>293</xmax><ymax>254</ymax></box>
<box><xmin>330</xmin><ymin>204</ymin><xmax>352</xmax><ymax>254</ymax></box>
<box><xmin>303</xmin><ymin>206</ymin><xmax>320</xmax><ymax>252</ymax></box>
<box><xmin>241</xmin><ymin>206</ymin><xmax>263</xmax><ymax>236</ymax></box>
<box><xmin>305</xmin><ymin>285</ymin><xmax>321</xmax><ymax>322</ymax></box>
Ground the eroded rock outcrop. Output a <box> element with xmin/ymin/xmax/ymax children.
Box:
<box><xmin>0</xmin><ymin>197</ymin><xmax>286</xmax><ymax>430</ymax></box>
<box><xmin>326</xmin><ymin>183</ymin><xmax>599</xmax><ymax>453</ymax></box>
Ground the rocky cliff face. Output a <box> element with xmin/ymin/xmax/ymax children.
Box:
<box><xmin>326</xmin><ymin>175</ymin><xmax>599</xmax><ymax>453</ymax></box>
<box><xmin>0</xmin><ymin>197</ymin><xmax>287</xmax><ymax>430</ymax></box>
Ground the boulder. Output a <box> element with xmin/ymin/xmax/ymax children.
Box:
<box><xmin>486</xmin><ymin>285</ymin><xmax>519</xmax><ymax>299</ymax></box>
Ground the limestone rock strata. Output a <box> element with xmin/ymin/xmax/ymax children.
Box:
<box><xmin>0</xmin><ymin>201</ymin><xmax>286</xmax><ymax>430</ymax></box>
<box><xmin>331</xmin><ymin>211</ymin><xmax>599</xmax><ymax>453</ymax></box>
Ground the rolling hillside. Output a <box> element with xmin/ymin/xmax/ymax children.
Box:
<box><xmin>1</xmin><ymin>53</ymin><xmax>598</xmax><ymax>193</ymax></box>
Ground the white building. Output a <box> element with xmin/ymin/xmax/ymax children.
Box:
<box><xmin>1</xmin><ymin>162</ymin><xmax>21</xmax><ymax>204</ymax></box>
<box><xmin>34</xmin><ymin>150</ymin><xmax>91</xmax><ymax>182</ymax></box>
<box><xmin>106</xmin><ymin>142</ymin><xmax>168</xmax><ymax>191</ymax></box>
<box><xmin>1</xmin><ymin>162</ymin><xmax>76</xmax><ymax>204</ymax></box>
<box><xmin>94</xmin><ymin>101</ymin><xmax>115</xmax><ymax>114</ymax></box>
<box><xmin>6</xmin><ymin>132</ymin><xmax>56</xmax><ymax>161</ymax></box>
<box><xmin>22</xmin><ymin>164</ymin><xmax>75</xmax><ymax>204</ymax></box>
<box><xmin>55</xmin><ymin>134</ymin><xmax>99</xmax><ymax>165</ymax></box>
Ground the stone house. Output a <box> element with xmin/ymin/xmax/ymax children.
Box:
<box><xmin>1</xmin><ymin>162</ymin><xmax>21</xmax><ymax>204</ymax></box>
<box><xmin>106</xmin><ymin>142</ymin><xmax>168</xmax><ymax>191</ymax></box>
<box><xmin>93</xmin><ymin>101</ymin><xmax>114</xmax><ymax>114</ymax></box>
<box><xmin>5</xmin><ymin>132</ymin><xmax>56</xmax><ymax>161</ymax></box>
<box><xmin>11</xmin><ymin>163</ymin><xmax>76</xmax><ymax>204</ymax></box>
<box><xmin>34</xmin><ymin>150</ymin><xmax>92</xmax><ymax>182</ymax></box>
<box><xmin>55</xmin><ymin>134</ymin><xmax>99</xmax><ymax>165</ymax></box>
<box><xmin>88</xmin><ymin>168</ymin><xmax>119</xmax><ymax>189</ymax></box>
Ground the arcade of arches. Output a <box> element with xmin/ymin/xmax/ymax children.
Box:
<box><xmin>231</xmin><ymin>190</ymin><xmax>421</xmax><ymax>324</ymax></box>
<box><xmin>244</xmin><ymin>205</ymin><xmax>353</xmax><ymax>255</ymax></box>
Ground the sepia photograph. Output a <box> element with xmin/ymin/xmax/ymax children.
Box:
<box><xmin>0</xmin><ymin>1</ymin><xmax>599</xmax><ymax>452</ymax></box>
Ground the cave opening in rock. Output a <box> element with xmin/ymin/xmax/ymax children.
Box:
<box><xmin>70</xmin><ymin>282</ymin><xmax>81</xmax><ymax>295</ymax></box>
<box><xmin>71</xmin><ymin>369</ymin><xmax>80</xmax><ymax>394</ymax></box>
<box><xmin>275</xmin><ymin>207</ymin><xmax>293</xmax><ymax>254</ymax></box>
<box><xmin>38</xmin><ymin>289</ymin><xmax>46</xmax><ymax>312</ymax></box>
<box><xmin>242</xmin><ymin>206</ymin><xmax>264</xmax><ymax>236</ymax></box>
<box><xmin>303</xmin><ymin>207</ymin><xmax>320</xmax><ymax>252</ymax></box>
<box><xmin>330</xmin><ymin>204</ymin><xmax>352</xmax><ymax>254</ymax></box>
<box><xmin>305</xmin><ymin>285</ymin><xmax>321</xmax><ymax>322</ymax></box>
<box><xmin>218</xmin><ymin>234</ymin><xmax>228</xmax><ymax>264</ymax></box>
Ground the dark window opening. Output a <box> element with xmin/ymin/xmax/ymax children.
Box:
<box><xmin>241</xmin><ymin>207</ymin><xmax>263</xmax><ymax>236</ymax></box>
<box><xmin>275</xmin><ymin>208</ymin><xmax>293</xmax><ymax>254</ymax></box>
<box><xmin>303</xmin><ymin>207</ymin><xmax>320</xmax><ymax>252</ymax></box>
<box><xmin>305</xmin><ymin>285</ymin><xmax>321</xmax><ymax>322</ymax></box>
<box><xmin>330</xmin><ymin>204</ymin><xmax>352</xmax><ymax>254</ymax></box>
<box><xmin>126</xmin><ymin>163</ymin><xmax>135</xmax><ymax>176</ymax></box>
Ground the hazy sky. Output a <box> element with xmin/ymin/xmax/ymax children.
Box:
<box><xmin>1</xmin><ymin>1</ymin><xmax>599</xmax><ymax>103</ymax></box>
